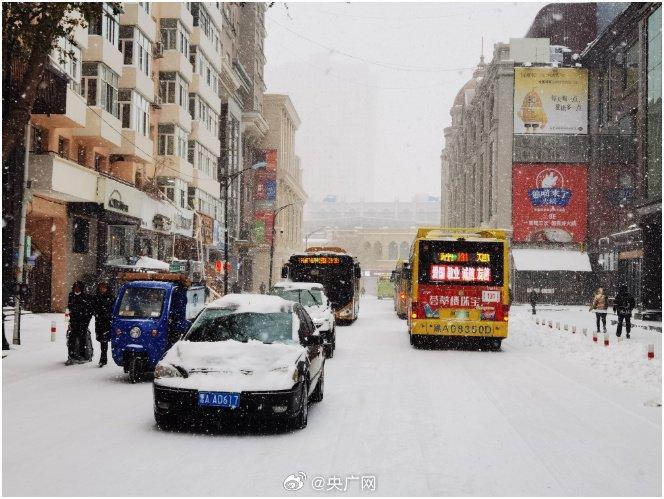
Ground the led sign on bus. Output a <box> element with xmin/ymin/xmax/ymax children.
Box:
<box><xmin>297</xmin><ymin>256</ymin><xmax>341</xmax><ymax>265</ymax></box>
<box><xmin>430</xmin><ymin>265</ymin><xmax>492</xmax><ymax>283</ymax></box>
<box><xmin>438</xmin><ymin>252</ymin><xmax>491</xmax><ymax>263</ymax></box>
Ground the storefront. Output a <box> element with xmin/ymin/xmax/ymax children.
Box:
<box><xmin>138</xmin><ymin>196</ymin><xmax>177</xmax><ymax>261</ymax></box>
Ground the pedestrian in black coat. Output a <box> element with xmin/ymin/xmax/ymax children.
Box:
<box><xmin>613</xmin><ymin>285</ymin><xmax>636</xmax><ymax>339</ymax></box>
<box><xmin>93</xmin><ymin>282</ymin><xmax>114</xmax><ymax>367</ymax></box>
<box><xmin>65</xmin><ymin>281</ymin><xmax>93</xmax><ymax>365</ymax></box>
<box><xmin>529</xmin><ymin>290</ymin><xmax>538</xmax><ymax>315</ymax></box>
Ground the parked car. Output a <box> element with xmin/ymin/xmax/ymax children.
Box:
<box><xmin>153</xmin><ymin>294</ymin><xmax>325</xmax><ymax>430</ymax></box>
<box><xmin>271</xmin><ymin>282</ymin><xmax>336</xmax><ymax>358</ymax></box>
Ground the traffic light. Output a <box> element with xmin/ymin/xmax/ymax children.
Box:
<box><xmin>214</xmin><ymin>260</ymin><xmax>223</xmax><ymax>273</ymax></box>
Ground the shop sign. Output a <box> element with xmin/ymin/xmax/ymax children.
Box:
<box><xmin>199</xmin><ymin>214</ymin><xmax>214</xmax><ymax>245</ymax></box>
<box><xmin>212</xmin><ymin>220</ymin><xmax>225</xmax><ymax>248</ymax></box>
<box><xmin>172</xmin><ymin>210</ymin><xmax>194</xmax><ymax>237</ymax></box>
<box><xmin>99</xmin><ymin>177</ymin><xmax>143</xmax><ymax>219</ymax></box>
<box><xmin>152</xmin><ymin>214</ymin><xmax>172</xmax><ymax>232</ymax></box>
<box><xmin>108</xmin><ymin>190</ymin><xmax>129</xmax><ymax>213</ymax></box>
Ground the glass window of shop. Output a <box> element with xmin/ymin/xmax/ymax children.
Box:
<box><xmin>647</xmin><ymin>6</ymin><xmax>662</xmax><ymax>201</ymax></box>
<box><xmin>119</xmin><ymin>90</ymin><xmax>150</xmax><ymax>137</ymax></box>
<box><xmin>88</xmin><ymin>3</ymin><xmax>120</xmax><ymax>47</ymax></box>
<box><xmin>107</xmin><ymin>225</ymin><xmax>135</xmax><ymax>265</ymax></box>
<box><xmin>81</xmin><ymin>63</ymin><xmax>119</xmax><ymax>118</ymax></box>
<box><xmin>120</xmin><ymin>26</ymin><xmax>152</xmax><ymax>76</ymax></box>
<box><xmin>623</xmin><ymin>39</ymin><xmax>639</xmax><ymax>91</ymax></box>
<box><xmin>160</xmin><ymin>19</ymin><xmax>190</xmax><ymax>58</ymax></box>
<box><xmin>159</xmin><ymin>71</ymin><xmax>189</xmax><ymax>108</ymax></box>
<box><xmin>189</xmin><ymin>46</ymin><xmax>220</xmax><ymax>95</ymax></box>
<box><xmin>157</xmin><ymin>123</ymin><xmax>188</xmax><ymax>159</ymax></box>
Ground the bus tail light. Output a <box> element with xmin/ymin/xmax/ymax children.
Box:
<box><xmin>411</xmin><ymin>302</ymin><xmax>418</xmax><ymax>319</ymax></box>
<box><xmin>502</xmin><ymin>303</ymin><xmax>510</xmax><ymax>321</ymax></box>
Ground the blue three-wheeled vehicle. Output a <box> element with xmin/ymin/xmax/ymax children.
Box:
<box><xmin>110</xmin><ymin>272</ymin><xmax>206</xmax><ymax>382</ymax></box>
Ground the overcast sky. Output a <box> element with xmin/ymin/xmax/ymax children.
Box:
<box><xmin>264</xmin><ymin>2</ymin><xmax>546</xmax><ymax>203</ymax></box>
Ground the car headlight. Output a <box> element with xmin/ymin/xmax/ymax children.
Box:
<box><xmin>129</xmin><ymin>326</ymin><xmax>142</xmax><ymax>339</ymax></box>
<box><xmin>154</xmin><ymin>363</ymin><xmax>183</xmax><ymax>379</ymax></box>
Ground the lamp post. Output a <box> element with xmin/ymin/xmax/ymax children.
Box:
<box><xmin>220</xmin><ymin>161</ymin><xmax>266</xmax><ymax>294</ymax></box>
<box><xmin>304</xmin><ymin>225</ymin><xmax>331</xmax><ymax>249</ymax></box>
<box><xmin>268</xmin><ymin>202</ymin><xmax>297</xmax><ymax>289</ymax></box>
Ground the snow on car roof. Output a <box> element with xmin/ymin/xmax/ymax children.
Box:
<box><xmin>273</xmin><ymin>281</ymin><xmax>325</xmax><ymax>291</ymax></box>
<box><xmin>206</xmin><ymin>294</ymin><xmax>294</xmax><ymax>313</ymax></box>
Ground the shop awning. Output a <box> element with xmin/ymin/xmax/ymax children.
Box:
<box><xmin>512</xmin><ymin>248</ymin><xmax>592</xmax><ymax>272</ymax></box>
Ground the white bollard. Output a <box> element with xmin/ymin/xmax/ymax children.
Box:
<box><xmin>548</xmin><ymin>321</ymin><xmax>553</xmax><ymax>328</ymax></box>
<box><xmin>592</xmin><ymin>331</ymin><xmax>597</xmax><ymax>343</ymax></box>
<box><xmin>64</xmin><ymin>308</ymin><xmax>70</xmax><ymax>322</ymax></box>
<box><xmin>647</xmin><ymin>344</ymin><xmax>655</xmax><ymax>360</ymax></box>
<box><xmin>604</xmin><ymin>332</ymin><xmax>609</xmax><ymax>346</ymax></box>
<box><xmin>555</xmin><ymin>322</ymin><xmax>560</xmax><ymax>330</ymax></box>
<box><xmin>582</xmin><ymin>327</ymin><xmax>587</xmax><ymax>336</ymax></box>
<box><xmin>50</xmin><ymin>321</ymin><xmax>56</xmax><ymax>342</ymax></box>
<box><xmin>572</xmin><ymin>325</ymin><xmax>576</xmax><ymax>334</ymax></box>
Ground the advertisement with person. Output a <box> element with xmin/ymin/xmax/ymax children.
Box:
<box><xmin>512</xmin><ymin>163</ymin><xmax>588</xmax><ymax>243</ymax></box>
<box><xmin>514</xmin><ymin>67</ymin><xmax>588</xmax><ymax>135</ymax></box>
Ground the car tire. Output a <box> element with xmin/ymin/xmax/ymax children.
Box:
<box><xmin>489</xmin><ymin>339</ymin><xmax>502</xmax><ymax>351</ymax></box>
<box><xmin>324</xmin><ymin>344</ymin><xmax>334</xmax><ymax>359</ymax></box>
<box><xmin>128</xmin><ymin>357</ymin><xmax>142</xmax><ymax>384</ymax></box>
<box><xmin>292</xmin><ymin>381</ymin><xmax>309</xmax><ymax>430</ymax></box>
<box><xmin>311</xmin><ymin>368</ymin><xmax>324</xmax><ymax>403</ymax></box>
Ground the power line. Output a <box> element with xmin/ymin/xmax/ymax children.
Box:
<box><xmin>300</xmin><ymin>4</ymin><xmax>503</xmax><ymax>22</ymax></box>
<box><xmin>266</xmin><ymin>15</ymin><xmax>476</xmax><ymax>73</ymax></box>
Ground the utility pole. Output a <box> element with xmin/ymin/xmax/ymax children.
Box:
<box><xmin>13</xmin><ymin>124</ymin><xmax>31</xmax><ymax>345</ymax></box>
<box><xmin>268</xmin><ymin>202</ymin><xmax>296</xmax><ymax>289</ymax></box>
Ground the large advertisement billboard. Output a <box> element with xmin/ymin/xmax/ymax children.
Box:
<box><xmin>514</xmin><ymin>67</ymin><xmax>588</xmax><ymax>135</ymax></box>
<box><xmin>512</xmin><ymin>163</ymin><xmax>587</xmax><ymax>243</ymax></box>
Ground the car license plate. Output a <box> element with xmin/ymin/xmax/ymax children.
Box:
<box><xmin>198</xmin><ymin>391</ymin><xmax>240</xmax><ymax>408</ymax></box>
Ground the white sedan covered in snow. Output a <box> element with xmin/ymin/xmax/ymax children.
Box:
<box><xmin>153</xmin><ymin>294</ymin><xmax>325</xmax><ymax>430</ymax></box>
<box><xmin>271</xmin><ymin>282</ymin><xmax>336</xmax><ymax>357</ymax></box>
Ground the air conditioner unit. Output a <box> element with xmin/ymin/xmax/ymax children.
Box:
<box><xmin>153</xmin><ymin>42</ymin><xmax>163</xmax><ymax>59</ymax></box>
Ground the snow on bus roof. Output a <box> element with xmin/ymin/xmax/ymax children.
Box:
<box><xmin>206</xmin><ymin>294</ymin><xmax>294</xmax><ymax>313</ymax></box>
<box><xmin>273</xmin><ymin>281</ymin><xmax>325</xmax><ymax>290</ymax></box>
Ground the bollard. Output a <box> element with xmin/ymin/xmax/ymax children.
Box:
<box><xmin>582</xmin><ymin>327</ymin><xmax>587</xmax><ymax>336</ymax></box>
<box><xmin>564</xmin><ymin>324</ymin><xmax>569</xmax><ymax>331</ymax></box>
<box><xmin>548</xmin><ymin>321</ymin><xmax>553</xmax><ymax>328</ymax></box>
<box><xmin>64</xmin><ymin>308</ymin><xmax>70</xmax><ymax>322</ymax></box>
<box><xmin>556</xmin><ymin>322</ymin><xmax>560</xmax><ymax>330</ymax></box>
<box><xmin>50</xmin><ymin>321</ymin><xmax>56</xmax><ymax>342</ymax></box>
<box><xmin>572</xmin><ymin>325</ymin><xmax>576</xmax><ymax>334</ymax></box>
<box><xmin>592</xmin><ymin>331</ymin><xmax>597</xmax><ymax>343</ymax></box>
<box><xmin>604</xmin><ymin>332</ymin><xmax>609</xmax><ymax>346</ymax></box>
<box><xmin>647</xmin><ymin>344</ymin><xmax>655</xmax><ymax>360</ymax></box>
<box><xmin>535</xmin><ymin>318</ymin><xmax>540</xmax><ymax>325</ymax></box>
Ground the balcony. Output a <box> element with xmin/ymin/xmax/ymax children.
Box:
<box><xmin>191</xmin><ymin>29</ymin><xmax>221</xmax><ymax>73</ymax></box>
<box><xmin>154</xmin><ymin>155</ymin><xmax>194</xmax><ymax>185</ymax></box>
<box><xmin>120</xmin><ymin>4</ymin><xmax>157</xmax><ymax>42</ymax></box>
<box><xmin>111</xmin><ymin>129</ymin><xmax>154</xmax><ymax>164</ymax></box>
<box><xmin>72</xmin><ymin>107</ymin><xmax>122</xmax><ymax>147</ymax></box>
<box><xmin>119</xmin><ymin>67</ymin><xmax>155</xmax><ymax>102</ymax></box>
<box><xmin>192</xmin><ymin>168</ymin><xmax>221</xmax><ymax>198</ymax></box>
<box><xmin>241</xmin><ymin>111</ymin><xmax>268</xmax><ymax>141</ymax></box>
<box><xmin>190</xmin><ymin>121</ymin><xmax>221</xmax><ymax>156</ymax></box>
<box><xmin>159</xmin><ymin>50</ymin><xmax>193</xmax><ymax>83</ymax></box>
<box><xmin>190</xmin><ymin>73</ymin><xmax>221</xmax><ymax>111</ymax></box>
<box><xmin>28</xmin><ymin>152</ymin><xmax>98</xmax><ymax>203</ymax></box>
<box><xmin>157</xmin><ymin>103</ymin><xmax>192</xmax><ymax>133</ymax></box>
<box><xmin>219</xmin><ymin>56</ymin><xmax>242</xmax><ymax>98</ymax></box>
<box><xmin>32</xmin><ymin>67</ymin><xmax>87</xmax><ymax>129</ymax></box>
<box><xmin>82</xmin><ymin>35</ymin><xmax>123</xmax><ymax>76</ymax></box>
<box><xmin>158</xmin><ymin>3</ymin><xmax>193</xmax><ymax>33</ymax></box>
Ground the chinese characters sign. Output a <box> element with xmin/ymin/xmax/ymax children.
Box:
<box><xmin>514</xmin><ymin>67</ymin><xmax>588</xmax><ymax>135</ymax></box>
<box><xmin>297</xmin><ymin>256</ymin><xmax>341</xmax><ymax>265</ymax></box>
<box><xmin>429</xmin><ymin>265</ymin><xmax>492</xmax><ymax>282</ymax></box>
<box><xmin>512</xmin><ymin>163</ymin><xmax>587</xmax><ymax>243</ymax></box>
<box><xmin>438</xmin><ymin>252</ymin><xmax>491</xmax><ymax>263</ymax></box>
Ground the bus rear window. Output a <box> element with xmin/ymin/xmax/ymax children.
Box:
<box><xmin>418</xmin><ymin>240</ymin><xmax>504</xmax><ymax>286</ymax></box>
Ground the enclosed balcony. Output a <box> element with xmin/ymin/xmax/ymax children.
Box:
<box><xmin>119</xmin><ymin>67</ymin><xmax>155</xmax><ymax>102</ymax></box>
<box><xmin>28</xmin><ymin>152</ymin><xmax>98</xmax><ymax>203</ymax></box>
<box><xmin>120</xmin><ymin>4</ymin><xmax>157</xmax><ymax>42</ymax></box>
<box><xmin>72</xmin><ymin>107</ymin><xmax>122</xmax><ymax>148</ymax></box>
<box><xmin>190</xmin><ymin>121</ymin><xmax>221</xmax><ymax>156</ymax></box>
<box><xmin>112</xmin><ymin>130</ymin><xmax>154</xmax><ymax>164</ymax></box>
<box><xmin>159</xmin><ymin>50</ymin><xmax>193</xmax><ymax>84</ymax></box>
<box><xmin>83</xmin><ymin>35</ymin><xmax>123</xmax><ymax>76</ymax></box>
<box><xmin>31</xmin><ymin>66</ymin><xmax>87</xmax><ymax>129</ymax></box>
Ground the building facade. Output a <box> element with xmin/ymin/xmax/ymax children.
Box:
<box><xmin>16</xmin><ymin>2</ymin><xmax>271</xmax><ymax>311</ymax></box>
<box><xmin>582</xmin><ymin>2</ymin><xmax>661</xmax><ymax>317</ymax></box>
<box><xmin>250</xmin><ymin>94</ymin><xmax>306</xmax><ymax>291</ymax></box>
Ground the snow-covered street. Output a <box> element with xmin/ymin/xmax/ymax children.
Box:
<box><xmin>3</xmin><ymin>297</ymin><xmax>661</xmax><ymax>496</ymax></box>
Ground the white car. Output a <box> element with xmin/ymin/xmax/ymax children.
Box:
<box><xmin>271</xmin><ymin>282</ymin><xmax>336</xmax><ymax>358</ymax></box>
<box><xmin>153</xmin><ymin>294</ymin><xmax>325</xmax><ymax>430</ymax></box>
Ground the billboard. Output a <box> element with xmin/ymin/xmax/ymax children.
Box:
<box><xmin>512</xmin><ymin>163</ymin><xmax>587</xmax><ymax>243</ymax></box>
<box><xmin>514</xmin><ymin>67</ymin><xmax>588</xmax><ymax>135</ymax></box>
<box><xmin>253</xmin><ymin>149</ymin><xmax>277</xmax><ymax>243</ymax></box>
<box><xmin>253</xmin><ymin>211</ymin><xmax>274</xmax><ymax>244</ymax></box>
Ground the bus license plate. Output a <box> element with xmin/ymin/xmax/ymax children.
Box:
<box><xmin>440</xmin><ymin>323</ymin><xmax>493</xmax><ymax>336</ymax></box>
<box><xmin>198</xmin><ymin>391</ymin><xmax>240</xmax><ymax>408</ymax></box>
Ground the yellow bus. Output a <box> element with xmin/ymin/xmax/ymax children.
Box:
<box><xmin>391</xmin><ymin>260</ymin><xmax>410</xmax><ymax>320</ymax></box>
<box><xmin>407</xmin><ymin>228</ymin><xmax>510</xmax><ymax>350</ymax></box>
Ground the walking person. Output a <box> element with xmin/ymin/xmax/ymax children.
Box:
<box><xmin>529</xmin><ymin>289</ymin><xmax>538</xmax><ymax>315</ymax></box>
<box><xmin>93</xmin><ymin>282</ymin><xmax>114</xmax><ymax>367</ymax></box>
<box><xmin>65</xmin><ymin>281</ymin><xmax>92</xmax><ymax>365</ymax></box>
<box><xmin>590</xmin><ymin>287</ymin><xmax>608</xmax><ymax>333</ymax></box>
<box><xmin>613</xmin><ymin>285</ymin><xmax>636</xmax><ymax>339</ymax></box>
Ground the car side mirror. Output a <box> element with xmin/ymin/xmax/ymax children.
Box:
<box><xmin>304</xmin><ymin>335</ymin><xmax>322</xmax><ymax>346</ymax></box>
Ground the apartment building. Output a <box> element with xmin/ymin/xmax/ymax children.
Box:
<box><xmin>252</xmin><ymin>94</ymin><xmax>307</xmax><ymax>290</ymax></box>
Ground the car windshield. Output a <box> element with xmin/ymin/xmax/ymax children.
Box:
<box><xmin>185</xmin><ymin>309</ymin><xmax>295</xmax><ymax>344</ymax></box>
<box><xmin>272</xmin><ymin>288</ymin><xmax>323</xmax><ymax>307</ymax></box>
<box><xmin>117</xmin><ymin>287</ymin><xmax>165</xmax><ymax>319</ymax></box>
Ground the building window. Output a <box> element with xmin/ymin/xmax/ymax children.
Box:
<box><xmin>191</xmin><ymin>3</ymin><xmax>221</xmax><ymax>54</ymax></box>
<box><xmin>81</xmin><ymin>62</ymin><xmax>119</xmax><ymax>118</ymax></box>
<box><xmin>138</xmin><ymin>1</ymin><xmax>150</xmax><ymax>14</ymax></box>
<box><xmin>160</xmin><ymin>19</ymin><xmax>189</xmax><ymax>57</ymax></box>
<box><xmin>58</xmin><ymin>136</ymin><xmax>70</xmax><ymax>158</ymax></box>
<box><xmin>120</xmin><ymin>26</ymin><xmax>152</xmax><ymax>76</ymax></box>
<box><xmin>647</xmin><ymin>6</ymin><xmax>662</xmax><ymax>201</ymax></box>
<box><xmin>107</xmin><ymin>225</ymin><xmax>135</xmax><ymax>264</ymax></box>
<box><xmin>88</xmin><ymin>3</ymin><xmax>120</xmax><ymax>48</ymax></box>
<box><xmin>188</xmin><ymin>141</ymin><xmax>217</xmax><ymax>178</ymax></box>
<box><xmin>159</xmin><ymin>71</ymin><xmax>189</xmax><ymax>107</ymax></box>
<box><xmin>31</xmin><ymin>125</ymin><xmax>48</xmax><ymax>154</ymax></box>
<box><xmin>599</xmin><ymin>69</ymin><xmax>611</xmax><ymax>125</ymax></box>
<box><xmin>119</xmin><ymin>90</ymin><xmax>150</xmax><ymax>136</ymax></box>
<box><xmin>189</xmin><ymin>46</ymin><xmax>220</xmax><ymax>95</ymax></box>
<box><xmin>189</xmin><ymin>94</ymin><xmax>220</xmax><ymax>136</ymax></box>
<box><xmin>158</xmin><ymin>123</ymin><xmax>188</xmax><ymax>159</ymax></box>
<box><xmin>624</xmin><ymin>40</ymin><xmax>639</xmax><ymax>91</ymax></box>
<box><xmin>72</xmin><ymin>217</ymin><xmax>90</xmax><ymax>254</ymax></box>
<box><xmin>50</xmin><ymin>38</ymin><xmax>81</xmax><ymax>93</ymax></box>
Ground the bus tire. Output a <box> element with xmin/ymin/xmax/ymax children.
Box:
<box><xmin>489</xmin><ymin>339</ymin><xmax>502</xmax><ymax>351</ymax></box>
<box><xmin>410</xmin><ymin>334</ymin><xmax>422</xmax><ymax>348</ymax></box>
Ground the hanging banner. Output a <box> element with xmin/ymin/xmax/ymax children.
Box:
<box><xmin>514</xmin><ymin>67</ymin><xmax>588</xmax><ymax>135</ymax></box>
<box><xmin>512</xmin><ymin>163</ymin><xmax>588</xmax><ymax>243</ymax></box>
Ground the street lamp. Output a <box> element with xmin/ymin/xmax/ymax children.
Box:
<box><xmin>304</xmin><ymin>225</ymin><xmax>331</xmax><ymax>249</ymax></box>
<box><xmin>268</xmin><ymin>202</ymin><xmax>298</xmax><ymax>289</ymax></box>
<box><xmin>220</xmin><ymin>161</ymin><xmax>266</xmax><ymax>294</ymax></box>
